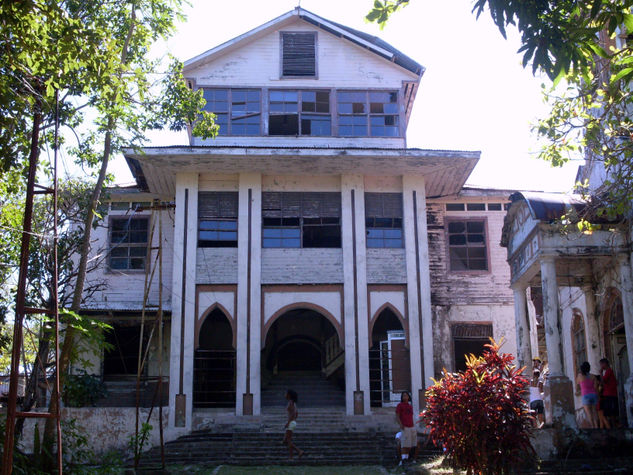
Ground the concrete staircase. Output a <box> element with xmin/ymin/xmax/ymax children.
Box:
<box><xmin>139</xmin><ymin>426</ymin><xmax>440</xmax><ymax>466</ymax></box>
<box><xmin>138</xmin><ymin>406</ymin><xmax>440</xmax><ymax>467</ymax></box>
<box><xmin>261</xmin><ymin>371</ymin><xmax>345</xmax><ymax>408</ymax></box>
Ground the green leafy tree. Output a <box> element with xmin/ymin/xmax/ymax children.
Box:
<box><xmin>0</xmin><ymin>0</ymin><xmax>218</xmax><ymax>467</ymax></box>
<box><xmin>367</xmin><ymin>1</ymin><xmax>633</xmax><ymax>221</ymax></box>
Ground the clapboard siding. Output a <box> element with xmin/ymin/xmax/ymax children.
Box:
<box><xmin>366</xmin><ymin>248</ymin><xmax>406</xmax><ymax>284</ymax></box>
<box><xmin>427</xmin><ymin>202</ymin><xmax>513</xmax><ymax>306</ymax></box>
<box><xmin>261</xmin><ymin>248</ymin><xmax>343</xmax><ymax>283</ymax></box>
<box><xmin>188</xmin><ymin>22</ymin><xmax>417</xmax><ymax>89</ymax></box>
<box><xmin>82</xmin><ymin>207</ymin><xmax>174</xmax><ymax>311</ymax></box>
<box><xmin>196</xmin><ymin>248</ymin><xmax>239</xmax><ymax>284</ymax></box>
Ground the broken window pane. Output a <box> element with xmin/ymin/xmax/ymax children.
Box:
<box><xmin>198</xmin><ymin>192</ymin><xmax>238</xmax><ymax>247</ymax></box>
<box><xmin>262</xmin><ymin>193</ymin><xmax>341</xmax><ymax>248</ymax></box>
<box><xmin>447</xmin><ymin>219</ymin><xmax>488</xmax><ymax>271</ymax></box>
<box><xmin>365</xmin><ymin>193</ymin><xmax>403</xmax><ymax>248</ymax></box>
<box><xmin>109</xmin><ymin>217</ymin><xmax>149</xmax><ymax>270</ymax></box>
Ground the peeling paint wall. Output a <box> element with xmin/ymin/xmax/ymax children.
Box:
<box><xmin>428</xmin><ymin>195</ymin><xmax>518</xmax><ymax>376</ymax></box>
<box><xmin>432</xmin><ymin>304</ymin><xmax>517</xmax><ymax>378</ymax></box>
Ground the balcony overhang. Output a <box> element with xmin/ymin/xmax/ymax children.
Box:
<box><xmin>123</xmin><ymin>146</ymin><xmax>479</xmax><ymax>197</ymax></box>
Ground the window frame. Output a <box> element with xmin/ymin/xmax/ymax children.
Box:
<box><xmin>445</xmin><ymin>217</ymin><xmax>490</xmax><ymax>274</ymax></box>
<box><xmin>108</xmin><ymin>215</ymin><xmax>150</xmax><ymax>272</ymax></box>
<box><xmin>280</xmin><ymin>31</ymin><xmax>318</xmax><ymax>79</ymax></box>
<box><xmin>198</xmin><ymin>191</ymin><xmax>239</xmax><ymax>248</ymax></box>
<box><xmin>336</xmin><ymin>89</ymin><xmax>401</xmax><ymax>137</ymax></box>
<box><xmin>201</xmin><ymin>88</ymin><xmax>262</xmax><ymax>136</ymax></box>
<box><xmin>261</xmin><ymin>192</ymin><xmax>341</xmax><ymax>249</ymax></box>
<box><xmin>365</xmin><ymin>192</ymin><xmax>404</xmax><ymax>249</ymax></box>
<box><xmin>267</xmin><ymin>89</ymin><xmax>332</xmax><ymax>136</ymax></box>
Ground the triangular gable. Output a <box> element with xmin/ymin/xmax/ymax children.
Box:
<box><xmin>183</xmin><ymin>7</ymin><xmax>424</xmax><ymax>77</ymax></box>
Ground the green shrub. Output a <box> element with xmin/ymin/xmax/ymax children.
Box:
<box><xmin>62</xmin><ymin>371</ymin><xmax>107</xmax><ymax>407</ymax></box>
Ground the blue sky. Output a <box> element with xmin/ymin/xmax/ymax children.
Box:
<box><xmin>109</xmin><ymin>0</ymin><xmax>580</xmax><ymax>192</ymax></box>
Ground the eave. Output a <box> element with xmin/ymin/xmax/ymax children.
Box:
<box><xmin>124</xmin><ymin>146</ymin><xmax>479</xmax><ymax>198</ymax></box>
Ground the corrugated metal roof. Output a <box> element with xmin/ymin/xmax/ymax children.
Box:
<box><xmin>509</xmin><ymin>191</ymin><xmax>587</xmax><ymax>221</ymax></box>
<box><xmin>300</xmin><ymin>9</ymin><xmax>424</xmax><ymax>75</ymax></box>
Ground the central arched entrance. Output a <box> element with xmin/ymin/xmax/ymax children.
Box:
<box><xmin>261</xmin><ymin>307</ymin><xmax>345</xmax><ymax>408</ymax></box>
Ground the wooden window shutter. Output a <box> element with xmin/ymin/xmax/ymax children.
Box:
<box><xmin>198</xmin><ymin>192</ymin><xmax>238</xmax><ymax>219</ymax></box>
<box><xmin>451</xmin><ymin>323</ymin><xmax>493</xmax><ymax>339</ymax></box>
<box><xmin>365</xmin><ymin>193</ymin><xmax>403</xmax><ymax>218</ymax></box>
<box><xmin>282</xmin><ymin>32</ymin><xmax>316</xmax><ymax>77</ymax></box>
<box><xmin>262</xmin><ymin>192</ymin><xmax>340</xmax><ymax>218</ymax></box>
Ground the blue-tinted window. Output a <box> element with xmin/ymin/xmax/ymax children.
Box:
<box><xmin>203</xmin><ymin>88</ymin><xmax>260</xmax><ymax>135</ymax></box>
<box><xmin>109</xmin><ymin>217</ymin><xmax>149</xmax><ymax>270</ymax></box>
<box><xmin>269</xmin><ymin>90</ymin><xmax>330</xmax><ymax>136</ymax></box>
<box><xmin>337</xmin><ymin>91</ymin><xmax>399</xmax><ymax>137</ymax></box>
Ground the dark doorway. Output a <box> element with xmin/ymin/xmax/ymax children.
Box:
<box><xmin>103</xmin><ymin>323</ymin><xmax>144</xmax><ymax>377</ymax></box>
<box><xmin>277</xmin><ymin>340</ymin><xmax>322</xmax><ymax>371</ymax></box>
<box><xmin>453</xmin><ymin>339</ymin><xmax>488</xmax><ymax>372</ymax></box>
<box><xmin>194</xmin><ymin>308</ymin><xmax>236</xmax><ymax>408</ymax></box>
<box><xmin>369</xmin><ymin>307</ymin><xmax>409</xmax><ymax>407</ymax></box>
<box><xmin>451</xmin><ymin>323</ymin><xmax>493</xmax><ymax>372</ymax></box>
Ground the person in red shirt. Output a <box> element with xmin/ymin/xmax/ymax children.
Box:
<box><xmin>600</xmin><ymin>358</ymin><xmax>619</xmax><ymax>428</ymax></box>
<box><xmin>395</xmin><ymin>391</ymin><xmax>418</xmax><ymax>465</ymax></box>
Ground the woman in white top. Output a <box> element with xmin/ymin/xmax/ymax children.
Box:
<box><xmin>529</xmin><ymin>370</ymin><xmax>545</xmax><ymax>428</ymax></box>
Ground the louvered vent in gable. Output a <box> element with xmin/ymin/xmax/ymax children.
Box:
<box><xmin>281</xmin><ymin>32</ymin><xmax>316</xmax><ymax>77</ymax></box>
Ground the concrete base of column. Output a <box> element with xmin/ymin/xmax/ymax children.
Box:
<box><xmin>625</xmin><ymin>375</ymin><xmax>633</xmax><ymax>428</ymax></box>
<box><xmin>543</xmin><ymin>375</ymin><xmax>576</xmax><ymax>429</ymax></box>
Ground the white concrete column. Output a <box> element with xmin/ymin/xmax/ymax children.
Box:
<box><xmin>235</xmin><ymin>173</ymin><xmax>261</xmax><ymax>415</ymax></box>
<box><xmin>540</xmin><ymin>256</ymin><xmax>564</xmax><ymax>376</ymax></box>
<box><xmin>582</xmin><ymin>284</ymin><xmax>601</xmax><ymax>370</ymax></box>
<box><xmin>168</xmin><ymin>172</ymin><xmax>198</xmax><ymax>430</ymax></box>
<box><xmin>341</xmin><ymin>174</ymin><xmax>370</xmax><ymax>415</ymax></box>
<box><xmin>402</xmin><ymin>175</ymin><xmax>433</xmax><ymax>414</ymax></box>
<box><xmin>512</xmin><ymin>285</ymin><xmax>532</xmax><ymax>372</ymax></box>
<box><xmin>616</xmin><ymin>253</ymin><xmax>633</xmax><ymax>427</ymax></box>
<box><xmin>248</xmin><ymin>174</ymin><xmax>262</xmax><ymax>415</ymax></box>
<box><xmin>540</xmin><ymin>256</ymin><xmax>575</xmax><ymax>427</ymax></box>
<box><xmin>527</xmin><ymin>296</ymin><xmax>540</xmax><ymax>360</ymax></box>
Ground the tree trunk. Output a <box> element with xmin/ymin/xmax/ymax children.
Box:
<box><xmin>40</xmin><ymin>5</ymin><xmax>136</xmax><ymax>467</ymax></box>
<box><xmin>41</xmin><ymin>125</ymin><xmax>113</xmax><ymax>466</ymax></box>
<box><xmin>15</xmin><ymin>323</ymin><xmax>51</xmax><ymax>439</ymax></box>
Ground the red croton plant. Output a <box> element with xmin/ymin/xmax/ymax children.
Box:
<box><xmin>422</xmin><ymin>339</ymin><xmax>534</xmax><ymax>475</ymax></box>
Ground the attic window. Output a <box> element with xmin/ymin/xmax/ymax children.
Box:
<box><xmin>281</xmin><ymin>32</ymin><xmax>316</xmax><ymax>77</ymax></box>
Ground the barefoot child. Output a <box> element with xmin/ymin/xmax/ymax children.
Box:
<box><xmin>283</xmin><ymin>389</ymin><xmax>304</xmax><ymax>459</ymax></box>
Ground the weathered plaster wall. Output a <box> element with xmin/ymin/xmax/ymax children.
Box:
<box><xmin>261</xmin><ymin>249</ymin><xmax>344</xmax><ymax>284</ymax></box>
<box><xmin>196</xmin><ymin>248</ymin><xmax>238</xmax><ymax>284</ymax></box>
<box><xmin>426</xmin><ymin>197</ymin><xmax>514</xmax><ymax>306</ymax></box>
<box><xmin>432</xmin><ymin>304</ymin><xmax>518</xmax><ymax>378</ymax></box>
<box><xmin>18</xmin><ymin>407</ymin><xmax>176</xmax><ymax>456</ymax></box>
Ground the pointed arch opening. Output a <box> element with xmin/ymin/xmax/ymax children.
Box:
<box><xmin>194</xmin><ymin>307</ymin><xmax>235</xmax><ymax>408</ymax></box>
<box><xmin>369</xmin><ymin>306</ymin><xmax>410</xmax><ymax>407</ymax></box>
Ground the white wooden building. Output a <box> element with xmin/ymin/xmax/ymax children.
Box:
<box><xmin>78</xmin><ymin>7</ymin><xmax>520</xmax><ymax>436</ymax></box>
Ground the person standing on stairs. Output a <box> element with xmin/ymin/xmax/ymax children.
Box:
<box><xmin>283</xmin><ymin>389</ymin><xmax>304</xmax><ymax>460</ymax></box>
<box><xmin>396</xmin><ymin>391</ymin><xmax>418</xmax><ymax>465</ymax></box>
